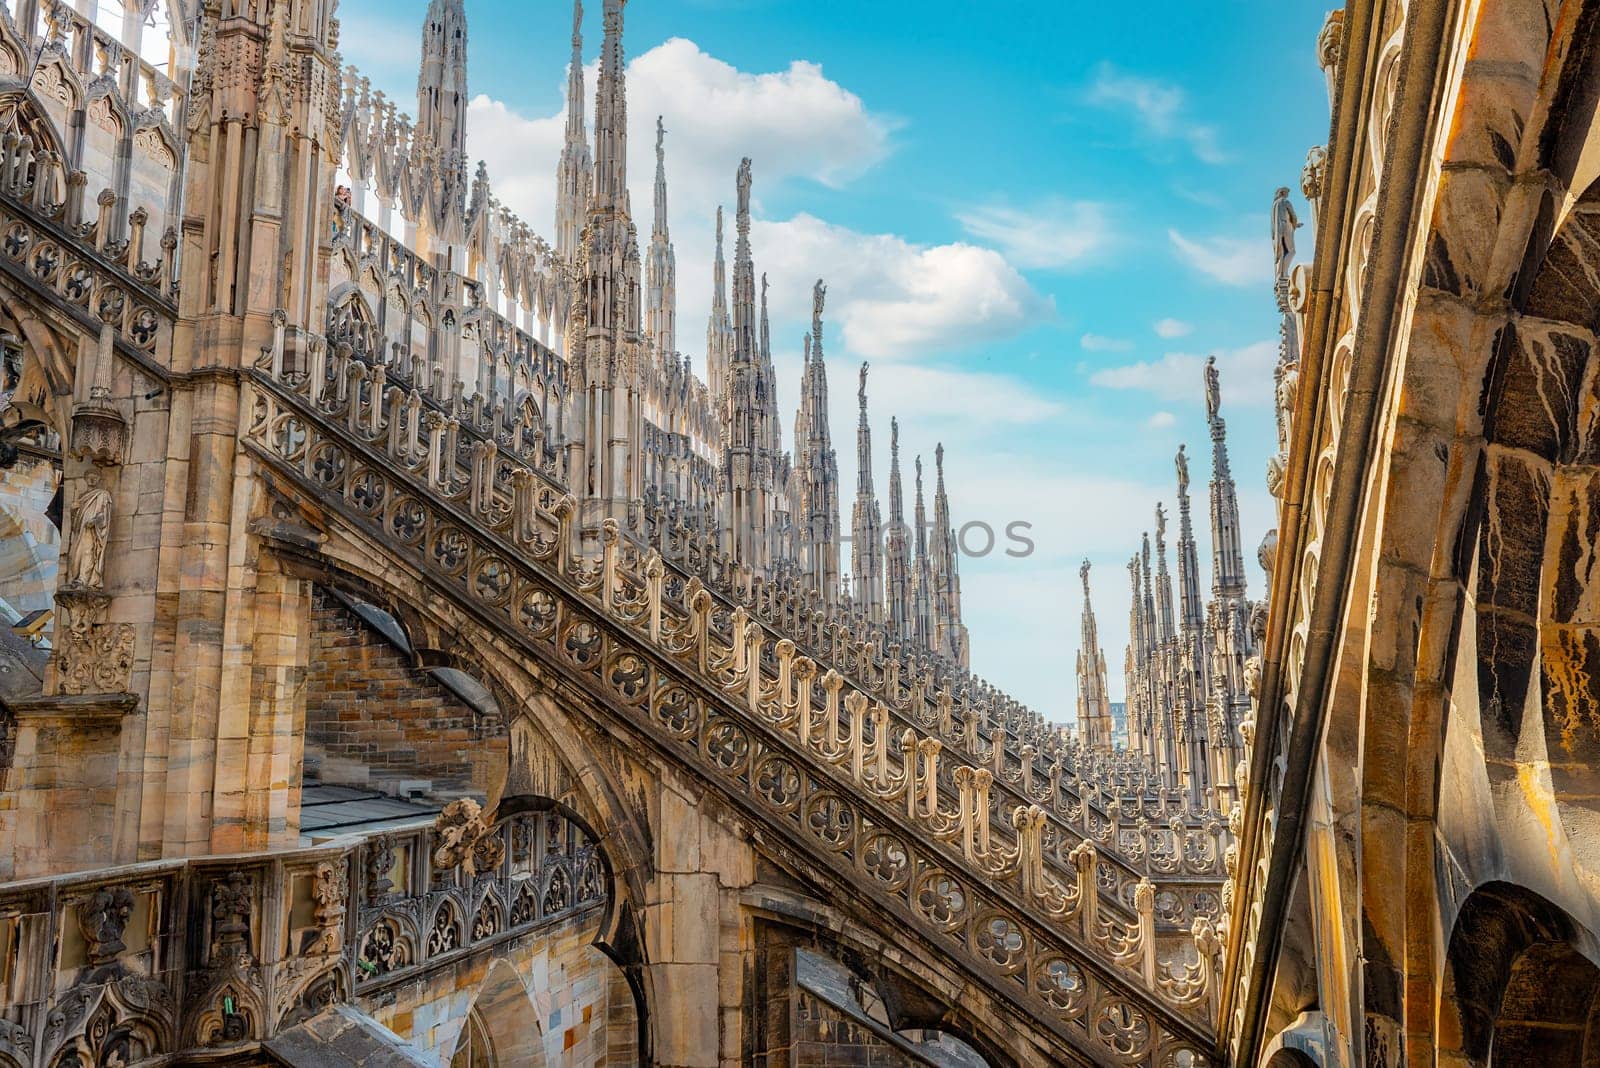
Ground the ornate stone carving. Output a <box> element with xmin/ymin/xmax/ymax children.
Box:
<box><xmin>1301</xmin><ymin>144</ymin><xmax>1327</xmax><ymax>203</ymax></box>
<box><xmin>77</xmin><ymin>886</ymin><xmax>135</xmax><ymax>968</ymax></box>
<box><xmin>50</xmin><ymin>589</ymin><xmax>135</xmax><ymax>695</ymax></box>
<box><xmin>430</xmin><ymin>797</ymin><xmax>496</xmax><ymax>875</ymax></box>
<box><xmin>308</xmin><ymin>861</ymin><xmax>349</xmax><ymax>955</ymax></box>
<box><xmin>208</xmin><ymin>872</ymin><xmax>253</xmax><ymax>966</ymax></box>
<box><xmin>364</xmin><ymin>834</ymin><xmax>396</xmax><ymax>899</ymax></box>
<box><xmin>1318</xmin><ymin>10</ymin><xmax>1345</xmax><ymax>74</ymax></box>
<box><xmin>69</xmin><ymin>402</ymin><xmax>127</xmax><ymax>466</ymax></box>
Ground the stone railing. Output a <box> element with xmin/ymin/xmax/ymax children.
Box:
<box><xmin>0</xmin><ymin>808</ymin><xmax>603</xmax><ymax>1066</ymax></box>
<box><xmin>242</xmin><ymin>354</ymin><xmax>1223</xmax><ymax>1064</ymax></box>
<box><xmin>294</xmin><ymin>296</ymin><xmax>1228</xmax><ymax>895</ymax></box>
<box><xmin>329</xmin><ymin>203</ymin><xmax>569</xmax><ymax>480</ymax></box>
<box><xmin>282</xmin><ymin>322</ymin><xmax>1228</xmax><ymax>911</ymax></box>
<box><xmin>330</xmin><ymin>200</ymin><xmax>1206</xmax><ymax>843</ymax></box>
<box><xmin>0</xmin><ymin>157</ymin><xmax>177</xmax><ymax>326</ymax></box>
<box><xmin>645</xmin><ymin>511</ymin><xmax>1226</xmax><ymax>862</ymax></box>
<box><xmin>271</xmin><ymin>331</ymin><xmax>1226</xmax><ymax>914</ymax></box>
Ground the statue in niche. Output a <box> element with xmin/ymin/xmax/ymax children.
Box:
<box><xmin>1271</xmin><ymin>186</ymin><xmax>1301</xmax><ymax>287</ymax></box>
<box><xmin>66</xmin><ymin>468</ymin><xmax>112</xmax><ymax>589</ymax></box>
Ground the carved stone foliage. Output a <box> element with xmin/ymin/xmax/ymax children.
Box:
<box><xmin>49</xmin><ymin>589</ymin><xmax>134</xmax><ymax>696</ymax></box>
<box><xmin>68</xmin><ymin>401</ymin><xmax>126</xmax><ymax>466</ymax></box>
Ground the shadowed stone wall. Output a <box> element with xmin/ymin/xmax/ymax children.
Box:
<box><xmin>304</xmin><ymin>587</ymin><xmax>502</xmax><ymax>798</ymax></box>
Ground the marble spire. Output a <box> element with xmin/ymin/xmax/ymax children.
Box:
<box><xmin>794</xmin><ymin>283</ymin><xmax>840</xmax><ymax>603</ymax></box>
<box><xmin>851</xmin><ymin>359</ymin><xmax>884</xmax><ymax>621</ymax></box>
<box><xmin>554</xmin><ymin>0</ymin><xmax>592</xmax><ymax>261</ymax></box>
<box><xmin>930</xmin><ymin>444</ymin><xmax>968</xmax><ymax>667</ymax></box>
<box><xmin>911</xmin><ymin>456</ymin><xmax>934</xmax><ymax>650</ymax></box>
<box><xmin>645</xmin><ymin>116</ymin><xmax>676</xmax><ymax>362</ymax></box>
<box><xmin>1175</xmin><ymin>444</ymin><xmax>1204</xmax><ymax>635</ymax></box>
<box><xmin>417</xmin><ymin>0</ymin><xmax>469</xmax><ymax>173</ymax></box>
<box><xmin>1154</xmin><ymin>503</ymin><xmax>1176</xmax><ymax>644</ymax></box>
<box><xmin>1205</xmin><ymin>356</ymin><xmax>1248</xmax><ymax>598</ymax></box>
<box><xmin>885</xmin><ymin>417</ymin><xmax>911</xmax><ymax>640</ymax></box>
<box><xmin>721</xmin><ymin>159</ymin><xmax>776</xmax><ymax>568</ymax></box>
<box><xmin>1077</xmin><ymin>561</ymin><xmax>1114</xmax><ymax>751</ymax></box>
<box><xmin>564</xmin><ymin>0</ymin><xmax>642</xmax><ymax>525</ymax></box>
<box><xmin>706</xmin><ymin>207</ymin><xmax>733</xmax><ymax>400</ymax></box>
<box><xmin>591</xmin><ymin>0</ymin><xmax>628</xmax><ymax>211</ymax></box>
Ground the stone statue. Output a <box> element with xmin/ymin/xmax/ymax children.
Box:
<box><xmin>1175</xmin><ymin>445</ymin><xmax>1189</xmax><ymax>494</ymax></box>
<box><xmin>813</xmin><ymin>279</ymin><xmax>827</xmax><ymax>337</ymax></box>
<box><xmin>1155</xmin><ymin>503</ymin><xmax>1167</xmax><ymax>542</ymax></box>
<box><xmin>735</xmin><ymin>157</ymin><xmax>752</xmax><ymax>214</ymax></box>
<box><xmin>67</xmin><ymin>469</ymin><xmax>112</xmax><ymax>589</ymax></box>
<box><xmin>1272</xmin><ymin>187</ymin><xmax>1300</xmax><ymax>287</ymax></box>
<box><xmin>1080</xmin><ymin>558</ymin><xmax>1091</xmax><ymax>596</ymax></box>
<box><xmin>1204</xmin><ymin>355</ymin><xmax>1221</xmax><ymax>423</ymax></box>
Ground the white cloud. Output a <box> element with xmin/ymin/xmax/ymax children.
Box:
<box><xmin>754</xmin><ymin>214</ymin><xmax>1052</xmax><ymax>360</ymax></box>
<box><xmin>1089</xmin><ymin>65</ymin><xmax>1226</xmax><ymax>164</ymax></box>
<box><xmin>868</xmin><ymin>365</ymin><xmax>1063</xmax><ymax>425</ymax></box>
<box><xmin>1145</xmin><ymin>411</ymin><xmax>1177</xmax><ymax>429</ymax></box>
<box><xmin>1090</xmin><ymin>339</ymin><xmax>1278</xmax><ymax>408</ymax></box>
<box><xmin>461</xmin><ymin>37</ymin><xmax>896</xmax><ymax>303</ymax></box>
<box><xmin>1154</xmin><ymin>318</ymin><xmax>1192</xmax><ymax>339</ymax></box>
<box><xmin>1169</xmin><ymin>229</ymin><xmax>1271</xmax><ymax>287</ymax></box>
<box><xmin>1080</xmin><ymin>333</ymin><xmax>1133</xmax><ymax>352</ymax></box>
<box><xmin>956</xmin><ymin>199</ymin><xmax>1112</xmax><ymax>270</ymax></box>
<box><xmin>446</xmin><ymin>39</ymin><xmax>1050</xmax><ymax>367</ymax></box>
<box><xmin>338</xmin><ymin>9</ymin><xmax>427</xmax><ymax>94</ymax></box>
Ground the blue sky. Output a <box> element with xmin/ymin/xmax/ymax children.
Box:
<box><xmin>335</xmin><ymin>0</ymin><xmax>1328</xmax><ymax>719</ymax></box>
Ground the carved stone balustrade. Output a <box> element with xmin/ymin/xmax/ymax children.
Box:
<box><xmin>239</xmin><ymin>360</ymin><xmax>1224</xmax><ymax>1064</ymax></box>
<box><xmin>0</xmin><ymin>809</ymin><xmax>602</xmax><ymax>1066</ymax></box>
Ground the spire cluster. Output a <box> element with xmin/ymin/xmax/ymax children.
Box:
<box><xmin>370</xmin><ymin>0</ymin><xmax>973</xmax><ymax>670</ymax></box>
<box><xmin>1112</xmin><ymin>358</ymin><xmax>1256</xmax><ymax>812</ymax></box>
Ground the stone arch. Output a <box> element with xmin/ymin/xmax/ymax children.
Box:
<box><xmin>327</xmin><ymin>284</ymin><xmax>378</xmax><ymax>363</ymax></box>
<box><xmin>1438</xmin><ymin>882</ymin><xmax>1600</xmax><ymax>1066</ymax></box>
<box><xmin>264</xmin><ymin>538</ymin><xmax>658</xmax><ymax>1051</ymax></box>
<box><xmin>449</xmin><ymin>962</ymin><xmax>550</xmax><ymax>1068</ymax></box>
<box><xmin>23</xmin><ymin>58</ymin><xmax>79</xmax><ymax>138</ymax></box>
<box><xmin>1266</xmin><ymin>1052</ymin><xmax>1319</xmax><ymax>1068</ymax></box>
